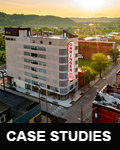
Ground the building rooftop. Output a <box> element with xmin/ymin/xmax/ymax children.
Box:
<box><xmin>0</xmin><ymin>89</ymin><xmax>37</xmax><ymax>120</ymax></box>
<box><xmin>94</xmin><ymin>85</ymin><xmax>120</xmax><ymax>111</ymax></box>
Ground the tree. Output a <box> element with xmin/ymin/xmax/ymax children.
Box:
<box><xmin>92</xmin><ymin>53</ymin><xmax>109</xmax><ymax>78</ymax></box>
<box><xmin>0</xmin><ymin>51</ymin><xmax>6</xmax><ymax>63</ymax></box>
<box><xmin>80</xmin><ymin>66</ymin><xmax>98</xmax><ymax>87</ymax></box>
<box><xmin>109</xmin><ymin>48</ymin><xmax>120</xmax><ymax>64</ymax></box>
<box><xmin>0</xmin><ymin>35</ymin><xmax>5</xmax><ymax>51</ymax></box>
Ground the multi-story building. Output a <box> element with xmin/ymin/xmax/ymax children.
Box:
<box><xmin>5</xmin><ymin>27</ymin><xmax>78</xmax><ymax>101</ymax></box>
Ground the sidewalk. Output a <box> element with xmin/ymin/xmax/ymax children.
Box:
<box><xmin>0</xmin><ymin>85</ymin><xmax>72</xmax><ymax>108</ymax></box>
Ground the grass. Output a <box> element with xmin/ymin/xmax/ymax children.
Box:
<box><xmin>78</xmin><ymin>59</ymin><xmax>93</xmax><ymax>68</ymax></box>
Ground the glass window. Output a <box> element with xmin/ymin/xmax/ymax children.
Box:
<box><xmin>31</xmin><ymin>46</ymin><xmax>38</xmax><ymax>50</ymax></box>
<box><xmin>25</xmin><ymin>83</ymin><xmax>31</xmax><ymax>90</ymax></box>
<box><xmin>24</xmin><ymin>65</ymin><xmax>31</xmax><ymax>70</ymax></box>
<box><xmin>59</xmin><ymin>57</ymin><xmax>67</xmax><ymax>63</ymax></box>
<box><xmin>24</xmin><ymin>58</ymin><xmax>31</xmax><ymax>63</ymax></box>
<box><xmin>59</xmin><ymin>65</ymin><xmax>67</xmax><ymax>71</ymax></box>
<box><xmin>59</xmin><ymin>49</ymin><xmax>67</xmax><ymax>55</ymax></box>
<box><xmin>59</xmin><ymin>73</ymin><xmax>68</xmax><ymax>79</ymax></box>
<box><xmin>24</xmin><ymin>45</ymin><xmax>31</xmax><ymax>49</ymax></box>
<box><xmin>31</xmin><ymin>67</ymin><xmax>38</xmax><ymax>72</ymax></box>
<box><xmin>39</xmin><ymin>69</ymin><xmax>46</xmax><ymax>74</ymax></box>
<box><xmin>39</xmin><ymin>75</ymin><xmax>46</xmax><ymax>81</ymax></box>
<box><xmin>32</xmin><ymin>86</ymin><xmax>38</xmax><ymax>93</ymax></box>
<box><xmin>25</xmin><ymin>78</ymin><xmax>31</xmax><ymax>83</ymax></box>
<box><xmin>59</xmin><ymin>81</ymin><xmax>68</xmax><ymax>87</ymax></box>
<box><xmin>31</xmin><ymin>53</ymin><xmax>38</xmax><ymax>58</ymax></box>
<box><xmin>31</xmin><ymin>60</ymin><xmax>38</xmax><ymax>65</ymax></box>
<box><xmin>39</xmin><ymin>61</ymin><xmax>46</xmax><ymax>66</ymax></box>
<box><xmin>60</xmin><ymin>88</ymin><xmax>68</xmax><ymax>94</ymax></box>
<box><xmin>24</xmin><ymin>52</ymin><xmax>30</xmax><ymax>56</ymax></box>
<box><xmin>24</xmin><ymin>72</ymin><xmax>31</xmax><ymax>77</ymax></box>
<box><xmin>38</xmin><ymin>47</ymin><xmax>46</xmax><ymax>51</ymax></box>
<box><xmin>39</xmin><ymin>54</ymin><xmax>46</xmax><ymax>59</ymax></box>
<box><xmin>31</xmin><ymin>74</ymin><xmax>38</xmax><ymax>79</ymax></box>
<box><xmin>32</xmin><ymin>80</ymin><xmax>39</xmax><ymax>86</ymax></box>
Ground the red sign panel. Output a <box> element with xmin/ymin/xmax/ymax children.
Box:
<box><xmin>67</xmin><ymin>41</ymin><xmax>76</xmax><ymax>81</ymax></box>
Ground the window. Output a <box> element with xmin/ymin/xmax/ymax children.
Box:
<box><xmin>31</xmin><ymin>46</ymin><xmax>38</xmax><ymax>50</ymax></box>
<box><xmin>24</xmin><ymin>65</ymin><xmax>31</xmax><ymax>70</ymax></box>
<box><xmin>38</xmin><ymin>47</ymin><xmax>46</xmax><ymax>51</ymax></box>
<box><xmin>31</xmin><ymin>60</ymin><xmax>38</xmax><ymax>65</ymax></box>
<box><xmin>39</xmin><ymin>69</ymin><xmax>46</xmax><ymax>74</ymax></box>
<box><xmin>59</xmin><ymin>49</ymin><xmax>67</xmax><ymax>55</ymax></box>
<box><xmin>31</xmin><ymin>67</ymin><xmax>38</xmax><ymax>72</ymax></box>
<box><xmin>59</xmin><ymin>65</ymin><xmax>67</xmax><ymax>71</ymax></box>
<box><xmin>31</xmin><ymin>53</ymin><xmax>38</xmax><ymax>58</ymax></box>
<box><xmin>59</xmin><ymin>57</ymin><xmax>67</xmax><ymax>63</ymax></box>
<box><xmin>59</xmin><ymin>81</ymin><xmax>68</xmax><ymax>87</ymax></box>
<box><xmin>24</xmin><ymin>45</ymin><xmax>31</xmax><ymax>49</ymax></box>
<box><xmin>25</xmin><ymin>78</ymin><xmax>31</xmax><ymax>83</ymax></box>
<box><xmin>24</xmin><ymin>58</ymin><xmax>31</xmax><ymax>63</ymax></box>
<box><xmin>60</xmin><ymin>88</ymin><xmax>68</xmax><ymax>94</ymax></box>
<box><xmin>24</xmin><ymin>52</ymin><xmax>30</xmax><ymax>56</ymax></box>
<box><xmin>59</xmin><ymin>73</ymin><xmax>68</xmax><ymax>79</ymax></box>
<box><xmin>25</xmin><ymin>83</ymin><xmax>31</xmax><ymax>90</ymax></box>
<box><xmin>75</xmin><ymin>46</ymin><xmax>78</xmax><ymax>50</ymax></box>
<box><xmin>75</xmin><ymin>53</ymin><xmax>78</xmax><ymax>58</ymax></box>
<box><xmin>32</xmin><ymin>80</ymin><xmax>39</xmax><ymax>86</ymax></box>
<box><xmin>39</xmin><ymin>54</ymin><xmax>46</xmax><ymax>59</ymax></box>
<box><xmin>24</xmin><ymin>72</ymin><xmax>31</xmax><ymax>77</ymax></box>
<box><xmin>18</xmin><ymin>76</ymin><xmax>21</xmax><ymax>80</ymax></box>
<box><xmin>32</xmin><ymin>86</ymin><xmax>38</xmax><ymax>93</ymax></box>
<box><xmin>39</xmin><ymin>61</ymin><xmax>46</xmax><ymax>66</ymax></box>
<box><xmin>31</xmin><ymin>74</ymin><xmax>38</xmax><ymax>79</ymax></box>
<box><xmin>40</xmin><ymin>41</ymin><xmax>43</xmax><ymax>44</ymax></box>
<box><xmin>39</xmin><ymin>75</ymin><xmax>46</xmax><ymax>81</ymax></box>
<box><xmin>49</xmin><ymin>41</ymin><xmax>52</xmax><ymax>45</ymax></box>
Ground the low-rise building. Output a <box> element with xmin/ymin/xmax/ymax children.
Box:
<box><xmin>93</xmin><ymin>85</ymin><xmax>120</xmax><ymax>123</ymax></box>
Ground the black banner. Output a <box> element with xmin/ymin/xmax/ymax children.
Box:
<box><xmin>0</xmin><ymin>124</ymin><xmax>119</xmax><ymax>146</ymax></box>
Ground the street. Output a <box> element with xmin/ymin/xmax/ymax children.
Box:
<box><xmin>63</xmin><ymin>63</ymin><xmax>120</xmax><ymax>123</ymax></box>
<box><xmin>0</xmin><ymin>63</ymin><xmax>120</xmax><ymax>123</ymax></box>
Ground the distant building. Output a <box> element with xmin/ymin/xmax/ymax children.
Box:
<box><xmin>93</xmin><ymin>85</ymin><xmax>120</xmax><ymax>123</ymax></box>
<box><xmin>78</xmin><ymin>40</ymin><xmax>116</xmax><ymax>60</ymax></box>
<box><xmin>5</xmin><ymin>27</ymin><xmax>78</xmax><ymax>101</ymax></box>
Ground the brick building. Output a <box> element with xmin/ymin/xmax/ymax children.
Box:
<box><xmin>93</xmin><ymin>85</ymin><xmax>120</xmax><ymax>123</ymax></box>
<box><xmin>78</xmin><ymin>40</ymin><xmax>116</xmax><ymax>60</ymax></box>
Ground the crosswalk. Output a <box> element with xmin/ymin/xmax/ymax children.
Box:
<box><xmin>51</xmin><ymin>106</ymin><xmax>66</xmax><ymax>117</ymax></box>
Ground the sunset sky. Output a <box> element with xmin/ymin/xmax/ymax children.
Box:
<box><xmin>0</xmin><ymin>0</ymin><xmax>120</xmax><ymax>18</ymax></box>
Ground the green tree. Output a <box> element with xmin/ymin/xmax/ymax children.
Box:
<box><xmin>0</xmin><ymin>51</ymin><xmax>6</xmax><ymax>63</ymax></box>
<box><xmin>0</xmin><ymin>35</ymin><xmax>5</xmax><ymax>51</ymax></box>
<box><xmin>80</xmin><ymin>66</ymin><xmax>97</xmax><ymax>87</ymax></box>
<box><xmin>92</xmin><ymin>53</ymin><xmax>109</xmax><ymax>78</ymax></box>
<box><xmin>109</xmin><ymin>48</ymin><xmax>120</xmax><ymax>64</ymax></box>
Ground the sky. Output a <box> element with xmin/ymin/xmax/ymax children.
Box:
<box><xmin>0</xmin><ymin>0</ymin><xmax>120</xmax><ymax>18</ymax></box>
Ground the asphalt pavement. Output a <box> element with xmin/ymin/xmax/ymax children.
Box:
<box><xmin>64</xmin><ymin>63</ymin><xmax>120</xmax><ymax>123</ymax></box>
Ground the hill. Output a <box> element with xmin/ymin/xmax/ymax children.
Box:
<box><xmin>71</xmin><ymin>17</ymin><xmax>120</xmax><ymax>23</ymax></box>
<box><xmin>0</xmin><ymin>12</ymin><xmax>75</xmax><ymax>27</ymax></box>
